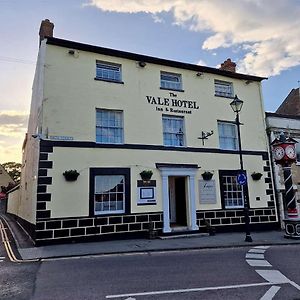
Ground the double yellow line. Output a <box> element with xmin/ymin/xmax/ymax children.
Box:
<box><xmin>0</xmin><ymin>217</ymin><xmax>37</xmax><ymax>263</ymax></box>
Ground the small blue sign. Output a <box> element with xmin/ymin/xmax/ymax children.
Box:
<box><xmin>237</xmin><ymin>172</ymin><xmax>247</xmax><ymax>185</ymax></box>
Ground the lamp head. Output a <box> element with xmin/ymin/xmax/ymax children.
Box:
<box><xmin>230</xmin><ymin>94</ymin><xmax>243</xmax><ymax>113</ymax></box>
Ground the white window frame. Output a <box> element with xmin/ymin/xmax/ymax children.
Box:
<box><xmin>162</xmin><ymin>115</ymin><xmax>185</xmax><ymax>147</ymax></box>
<box><xmin>218</xmin><ymin>121</ymin><xmax>238</xmax><ymax>150</ymax></box>
<box><xmin>96</xmin><ymin>61</ymin><xmax>122</xmax><ymax>82</ymax></box>
<box><xmin>160</xmin><ymin>71</ymin><xmax>182</xmax><ymax>91</ymax></box>
<box><xmin>222</xmin><ymin>175</ymin><xmax>244</xmax><ymax>209</ymax></box>
<box><xmin>215</xmin><ymin>80</ymin><xmax>233</xmax><ymax>98</ymax></box>
<box><xmin>94</xmin><ymin>175</ymin><xmax>125</xmax><ymax>215</ymax></box>
<box><xmin>96</xmin><ymin>109</ymin><xmax>123</xmax><ymax>144</ymax></box>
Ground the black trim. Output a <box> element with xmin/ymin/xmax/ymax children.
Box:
<box><xmin>89</xmin><ymin>168</ymin><xmax>131</xmax><ymax>217</ymax></box>
<box><xmin>46</xmin><ymin>37</ymin><xmax>266</xmax><ymax>82</ymax></box>
<box><xmin>156</xmin><ymin>163</ymin><xmax>199</xmax><ymax>169</ymax></box>
<box><xmin>160</xmin><ymin>87</ymin><xmax>184</xmax><ymax>92</ymax></box>
<box><xmin>39</xmin><ymin>139</ymin><xmax>268</xmax><ymax>157</ymax></box>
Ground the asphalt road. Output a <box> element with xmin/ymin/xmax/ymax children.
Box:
<box><xmin>1</xmin><ymin>243</ymin><xmax>300</xmax><ymax>299</ymax></box>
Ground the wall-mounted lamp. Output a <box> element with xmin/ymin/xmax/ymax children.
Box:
<box><xmin>245</xmin><ymin>80</ymin><xmax>252</xmax><ymax>85</ymax></box>
<box><xmin>138</xmin><ymin>61</ymin><xmax>147</xmax><ymax>67</ymax></box>
<box><xmin>68</xmin><ymin>49</ymin><xmax>79</xmax><ymax>58</ymax></box>
<box><xmin>196</xmin><ymin>72</ymin><xmax>204</xmax><ymax>77</ymax></box>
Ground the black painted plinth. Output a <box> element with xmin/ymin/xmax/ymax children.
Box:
<box><xmin>283</xmin><ymin>218</ymin><xmax>300</xmax><ymax>239</ymax></box>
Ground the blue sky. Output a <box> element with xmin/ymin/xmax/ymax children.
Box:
<box><xmin>0</xmin><ymin>0</ymin><xmax>299</xmax><ymax>162</ymax></box>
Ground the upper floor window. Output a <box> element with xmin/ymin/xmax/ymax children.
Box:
<box><xmin>96</xmin><ymin>61</ymin><xmax>122</xmax><ymax>82</ymax></box>
<box><xmin>215</xmin><ymin>80</ymin><xmax>233</xmax><ymax>98</ymax></box>
<box><xmin>163</xmin><ymin>115</ymin><xmax>185</xmax><ymax>146</ymax></box>
<box><xmin>96</xmin><ymin>109</ymin><xmax>123</xmax><ymax>144</ymax></box>
<box><xmin>160</xmin><ymin>72</ymin><xmax>182</xmax><ymax>91</ymax></box>
<box><xmin>218</xmin><ymin>121</ymin><xmax>238</xmax><ymax>150</ymax></box>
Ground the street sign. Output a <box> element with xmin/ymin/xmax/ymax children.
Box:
<box><xmin>237</xmin><ymin>172</ymin><xmax>247</xmax><ymax>185</ymax></box>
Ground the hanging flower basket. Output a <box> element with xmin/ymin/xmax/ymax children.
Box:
<box><xmin>140</xmin><ymin>170</ymin><xmax>153</xmax><ymax>181</ymax></box>
<box><xmin>201</xmin><ymin>171</ymin><xmax>213</xmax><ymax>181</ymax></box>
<box><xmin>251</xmin><ymin>172</ymin><xmax>263</xmax><ymax>181</ymax></box>
<box><xmin>63</xmin><ymin>170</ymin><xmax>80</xmax><ymax>181</ymax></box>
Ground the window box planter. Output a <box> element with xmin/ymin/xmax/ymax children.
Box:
<box><xmin>201</xmin><ymin>171</ymin><xmax>213</xmax><ymax>181</ymax></box>
<box><xmin>63</xmin><ymin>170</ymin><xmax>80</xmax><ymax>181</ymax></box>
<box><xmin>251</xmin><ymin>172</ymin><xmax>263</xmax><ymax>181</ymax></box>
<box><xmin>140</xmin><ymin>170</ymin><xmax>153</xmax><ymax>181</ymax></box>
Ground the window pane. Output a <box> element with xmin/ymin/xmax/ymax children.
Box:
<box><xmin>215</xmin><ymin>80</ymin><xmax>233</xmax><ymax>97</ymax></box>
<box><xmin>218</xmin><ymin>122</ymin><xmax>237</xmax><ymax>150</ymax></box>
<box><xmin>94</xmin><ymin>175</ymin><xmax>125</xmax><ymax>214</ymax></box>
<box><xmin>96</xmin><ymin>62</ymin><xmax>121</xmax><ymax>82</ymax></box>
<box><xmin>96</xmin><ymin>110</ymin><xmax>123</xmax><ymax>144</ymax></box>
<box><xmin>163</xmin><ymin>116</ymin><xmax>185</xmax><ymax>146</ymax></box>
<box><xmin>222</xmin><ymin>175</ymin><xmax>244</xmax><ymax>209</ymax></box>
<box><xmin>161</xmin><ymin>72</ymin><xmax>182</xmax><ymax>90</ymax></box>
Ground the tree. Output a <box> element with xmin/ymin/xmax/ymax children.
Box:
<box><xmin>2</xmin><ymin>162</ymin><xmax>22</xmax><ymax>183</ymax></box>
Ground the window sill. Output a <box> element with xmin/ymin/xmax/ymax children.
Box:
<box><xmin>94</xmin><ymin>211</ymin><xmax>125</xmax><ymax>216</ymax></box>
<box><xmin>215</xmin><ymin>94</ymin><xmax>234</xmax><ymax>99</ymax></box>
<box><xmin>94</xmin><ymin>77</ymin><xmax>124</xmax><ymax>84</ymax></box>
<box><xmin>96</xmin><ymin>142</ymin><xmax>124</xmax><ymax>145</ymax></box>
<box><xmin>160</xmin><ymin>87</ymin><xmax>184</xmax><ymax>92</ymax></box>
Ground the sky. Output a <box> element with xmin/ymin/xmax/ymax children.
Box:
<box><xmin>0</xmin><ymin>0</ymin><xmax>299</xmax><ymax>163</ymax></box>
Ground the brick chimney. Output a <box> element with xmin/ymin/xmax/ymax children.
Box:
<box><xmin>220</xmin><ymin>58</ymin><xmax>236</xmax><ymax>72</ymax></box>
<box><xmin>39</xmin><ymin>19</ymin><xmax>54</xmax><ymax>46</ymax></box>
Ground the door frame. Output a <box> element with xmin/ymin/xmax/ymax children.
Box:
<box><xmin>157</xmin><ymin>164</ymin><xmax>199</xmax><ymax>233</ymax></box>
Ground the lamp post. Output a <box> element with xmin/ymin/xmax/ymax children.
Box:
<box><xmin>230</xmin><ymin>95</ymin><xmax>252</xmax><ymax>242</ymax></box>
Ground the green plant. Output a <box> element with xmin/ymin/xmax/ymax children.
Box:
<box><xmin>63</xmin><ymin>170</ymin><xmax>80</xmax><ymax>181</ymax></box>
<box><xmin>140</xmin><ymin>170</ymin><xmax>153</xmax><ymax>181</ymax></box>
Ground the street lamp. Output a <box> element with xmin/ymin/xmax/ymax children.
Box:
<box><xmin>230</xmin><ymin>95</ymin><xmax>252</xmax><ymax>242</ymax></box>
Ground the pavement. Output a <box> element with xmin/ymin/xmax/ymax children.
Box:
<box><xmin>1</xmin><ymin>211</ymin><xmax>300</xmax><ymax>261</ymax></box>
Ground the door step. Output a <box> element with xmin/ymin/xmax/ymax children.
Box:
<box><xmin>158</xmin><ymin>233</ymin><xmax>209</xmax><ymax>239</ymax></box>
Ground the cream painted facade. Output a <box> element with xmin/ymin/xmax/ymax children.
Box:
<box><xmin>11</xmin><ymin>32</ymin><xmax>278</xmax><ymax>245</ymax></box>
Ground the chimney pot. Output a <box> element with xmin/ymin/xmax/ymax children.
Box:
<box><xmin>220</xmin><ymin>58</ymin><xmax>236</xmax><ymax>73</ymax></box>
<box><xmin>39</xmin><ymin>19</ymin><xmax>54</xmax><ymax>46</ymax></box>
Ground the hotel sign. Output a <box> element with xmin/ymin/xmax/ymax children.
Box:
<box><xmin>146</xmin><ymin>92</ymin><xmax>199</xmax><ymax>114</ymax></box>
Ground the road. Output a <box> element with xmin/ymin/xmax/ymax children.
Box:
<box><xmin>0</xmin><ymin>240</ymin><xmax>300</xmax><ymax>299</ymax></box>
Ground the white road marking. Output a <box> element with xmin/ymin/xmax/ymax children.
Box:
<box><xmin>260</xmin><ymin>286</ymin><xmax>281</xmax><ymax>300</ymax></box>
<box><xmin>106</xmin><ymin>282</ymin><xmax>277</xmax><ymax>299</ymax></box>
<box><xmin>256</xmin><ymin>270</ymin><xmax>290</xmax><ymax>284</ymax></box>
<box><xmin>0</xmin><ymin>256</ymin><xmax>5</xmax><ymax>259</ymax></box>
<box><xmin>254</xmin><ymin>246</ymin><xmax>270</xmax><ymax>250</ymax></box>
<box><xmin>246</xmin><ymin>259</ymin><xmax>272</xmax><ymax>267</ymax></box>
<box><xmin>248</xmin><ymin>249</ymin><xmax>266</xmax><ymax>254</ymax></box>
<box><xmin>0</xmin><ymin>260</ymin><xmax>3</xmax><ymax>262</ymax></box>
<box><xmin>246</xmin><ymin>253</ymin><xmax>265</xmax><ymax>259</ymax></box>
<box><xmin>289</xmin><ymin>281</ymin><xmax>300</xmax><ymax>291</ymax></box>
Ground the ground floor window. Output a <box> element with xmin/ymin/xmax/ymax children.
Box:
<box><xmin>94</xmin><ymin>175</ymin><xmax>125</xmax><ymax>214</ymax></box>
<box><xmin>219</xmin><ymin>170</ymin><xmax>248</xmax><ymax>209</ymax></box>
<box><xmin>90</xmin><ymin>168</ymin><xmax>130</xmax><ymax>215</ymax></box>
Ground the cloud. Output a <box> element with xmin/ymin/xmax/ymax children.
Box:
<box><xmin>0</xmin><ymin>111</ymin><xmax>28</xmax><ymax>138</ymax></box>
<box><xmin>87</xmin><ymin>0</ymin><xmax>300</xmax><ymax>77</ymax></box>
<box><xmin>196</xmin><ymin>59</ymin><xmax>207</xmax><ymax>66</ymax></box>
